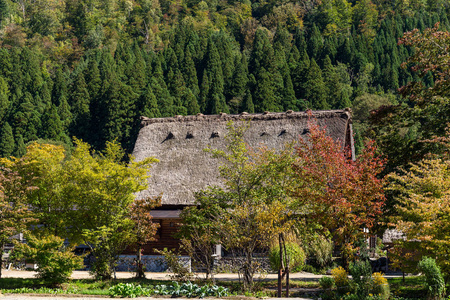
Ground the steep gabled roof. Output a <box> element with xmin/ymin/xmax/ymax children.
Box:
<box><xmin>133</xmin><ymin>110</ymin><xmax>354</xmax><ymax>205</ymax></box>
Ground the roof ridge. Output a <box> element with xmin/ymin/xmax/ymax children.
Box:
<box><xmin>140</xmin><ymin>109</ymin><xmax>352</xmax><ymax>127</ymax></box>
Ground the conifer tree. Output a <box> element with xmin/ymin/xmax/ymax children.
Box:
<box><xmin>0</xmin><ymin>122</ymin><xmax>14</xmax><ymax>157</ymax></box>
<box><xmin>183</xmin><ymin>88</ymin><xmax>200</xmax><ymax>115</ymax></box>
<box><xmin>70</xmin><ymin>71</ymin><xmax>91</xmax><ymax>139</ymax></box>
<box><xmin>151</xmin><ymin>58</ymin><xmax>175</xmax><ymax>117</ymax></box>
<box><xmin>41</xmin><ymin>104</ymin><xmax>66</xmax><ymax>142</ymax></box>
<box><xmin>228</xmin><ymin>54</ymin><xmax>248</xmax><ymax>101</ymax></box>
<box><xmin>303</xmin><ymin>59</ymin><xmax>329</xmax><ymax>110</ymax></box>
<box><xmin>14</xmin><ymin>134</ymin><xmax>25</xmax><ymax>157</ymax></box>
<box><xmin>0</xmin><ymin>76</ymin><xmax>9</xmax><ymax>123</ymax></box>
<box><xmin>183</xmin><ymin>44</ymin><xmax>200</xmax><ymax>97</ymax></box>
<box><xmin>241</xmin><ymin>89</ymin><xmax>254</xmax><ymax>113</ymax></box>
<box><xmin>139</xmin><ymin>84</ymin><xmax>161</xmax><ymax>118</ymax></box>
<box><xmin>292</xmin><ymin>49</ymin><xmax>310</xmax><ymax>100</ymax></box>
<box><xmin>201</xmin><ymin>38</ymin><xmax>228</xmax><ymax>114</ymax></box>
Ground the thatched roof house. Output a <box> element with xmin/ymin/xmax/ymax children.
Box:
<box><xmin>132</xmin><ymin>109</ymin><xmax>354</xmax><ymax>207</ymax></box>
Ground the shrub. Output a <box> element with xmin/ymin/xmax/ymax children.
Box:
<box><xmin>269</xmin><ymin>242</ymin><xmax>306</xmax><ymax>272</ymax></box>
<box><xmin>154</xmin><ymin>281</ymin><xmax>229</xmax><ymax>298</ymax></box>
<box><xmin>319</xmin><ymin>276</ymin><xmax>335</xmax><ymax>290</ymax></box>
<box><xmin>155</xmin><ymin>248</ymin><xmax>192</xmax><ymax>281</ymax></box>
<box><xmin>319</xmin><ymin>276</ymin><xmax>335</xmax><ymax>299</ymax></box>
<box><xmin>108</xmin><ymin>283</ymin><xmax>151</xmax><ymax>298</ymax></box>
<box><xmin>306</xmin><ymin>235</ymin><xmax>333</xmax><ymax>269</ymax></box>
<box><xmin>349</xmin><ymin>260</ymin><xmax>373</xmax><ymax>298</ymax></box>
<box><xmin>418</xmin><ymin>257</ymin><xmax>445</xmax><ymax>300</ymax></box>
<box><xmin>331</xmin><ymin>266</ymin><xmax>350</xmax><ymax>294</ymax></box>
<box><xmin>372</xmin><ymin>272</ymin><xmax>390</xmax><ymax>300</ymax></box>
<box><xmin>13</xmin><ymin>235</ymin><xmax>84</xmax><ymax>285</ymax></box>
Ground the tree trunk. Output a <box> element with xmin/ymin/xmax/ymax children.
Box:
<box><xmin>136</xmin><ymin>247</ymin><xmax>145</xmax><ymax>278</ymax></box>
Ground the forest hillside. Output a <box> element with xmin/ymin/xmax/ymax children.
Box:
<box><xmin>0</xmin><ymin>0</ymin><xmax>448</xmax><ymax>155</ymax></box>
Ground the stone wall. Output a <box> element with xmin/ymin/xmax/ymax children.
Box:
<box><xmin>213</xmin><ymin>257</ymin><xmax>271</xmax><ymax>273</ymax></box>
<box><xmin>116</xmin><ymin>255</ymin><xmax>191</xmax><ymax>272</ymax></box>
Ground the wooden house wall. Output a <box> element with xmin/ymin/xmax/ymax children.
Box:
<box><xmin>122</xmin><ymin>218</ymin><xmax>186</xmax><ymax>255</ymax></box>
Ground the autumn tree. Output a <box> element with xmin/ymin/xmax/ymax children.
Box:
<box><xmin>293</xmin><ymin>118</ymin><xmax>386</xmax><ymax>269</ymax></box>
<box><xmin>0</xmin><ymin>166</ymin><xmax>35</xmax><ymax>278</ymax></box>
<box><xmin>130</xmin><ymin>196</ymin><xmax>161</xmax><ymax>278</ymax></box>
<box><xmin>187</xmin><ymin>122</ymin><xmax>298</xmax><ymax>290</ymax></box>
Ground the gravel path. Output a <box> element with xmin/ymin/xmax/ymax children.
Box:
<box><xmin>1</xmin><ymin>270</ymin><xmax>325</xmax><ymax>281</ymax></box>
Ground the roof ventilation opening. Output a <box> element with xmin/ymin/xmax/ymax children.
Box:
<box><xmin>260</xmin><ymin>131</ymin><xmax>269</xmax><ymax>137</ymax></box>
<box><xmin>162</xmin><ymin>132</ymin><xmax>175</xmax><ymax>143</ymax></box>
<box><xmin>302</xmin><ymin>128</ymin><xmax>310</xmax><ymax>135</ymax></box>
<box><xmin>278</xmin><ymin>129</ymin><xmax>287</xmax><ymax>137</ymax></box>
<box><xmin>210</xmin><ymin>131</ymin><xmax>220</xmax><ymax>138</ymax></box>
<box><xmin>186</xmin><ymin>132</ymin><xmax>194</xmax><ymax>139</ymax></box>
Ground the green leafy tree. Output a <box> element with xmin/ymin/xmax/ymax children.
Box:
<box><xmin>13</xmin><ymin>234</ymin><xmax>84</xmax><ymax>284</ymax></box>
<box><xmin>0</xmin><ymin>122</ymin><xmax>15</xmax><ymax>157</ymax></box>
<box><xmin>303</xmin><ymin>59</ymin><xmax>329</xmax><ymax>109</ymax></box>
<box><xmin>0</xmin><ymin>165</ymin><xmax>35</xmax><ymax>278</ymax></box>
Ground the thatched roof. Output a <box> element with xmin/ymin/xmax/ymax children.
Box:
<box><xmin>133</xmin><ymin>110</ymin><xmax>354</xmax><ymax>206</ymax></box>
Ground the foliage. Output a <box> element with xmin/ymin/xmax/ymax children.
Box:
<box><xmin>349</xmin><ymin>260</ymin><xmax>373</xmax><ymax>298</ymax></box>
<box><xmin>293</xmin><ymin>117</ymin><xmax>386</xmax><ymax>268</ymax></box>
<box><xmin>198</xmin><ymin>122</ymin><xmax>300</xmax><ymax>290</ymax></box>
<box><xmin>12</xmin><ymin>235</ymin><xmax>84</xmax><ymax>285</ymax></box>
<box><xmin>371</xmin><ymin>272</ymin><xmax>390</xmax><ymax>300</ymax></box>
<box><xmin>153</xmin><ymin>281</ymin><xmax>229</xmax><ymax>298</ymax></box>
<box><xmin>388</xmin><ymin>158</ymin><xmax>450</xmax><ymax>277</ymax></box>
<box><xmin>154</xmin><ymin>248</ymin><xmax>193</xmax><ymax>281</ymax></box>
<box><xmin>417</xmin><ymin>257</ymin><xmax>446</xmax><ymax>300</ymax></box>
<box><xmin>179</xmin><ymin>197</ymin><xmax>221</xmax><ymax>281</ymax></box>
<box><xmin>0</xmin><ymin>165</ymin><xmax>35</xmax><ymax>278</ymax></box>
<box><xmin>108</xmin><ymin>283</ymin><xmax>152</xmax><ymax>298</ymax></box>
<box><xmin>331</xmin><ymin>266</ymin><xmax>350</xmax><ymax>294</ymax></box>
<box><xmin>319</xmin><ymin>276</ymin><xmax>335</xmax><ymax>299</ymax></box>
<box><xmin>129</xmin><ymin>196</ymin><xmax>161</xmax><ymax>278</ymax></box>
<box><xmin>305</xmin><ymin>234</ymin><xmax>334</xmax><ymax>269</ymax></box>
<box><xmin>269</xmin><ymin>242</ymin><xmax>306</xmax><ymax>272</ymax></box>
<box><xmin>2</xmin><ymin>140</ymin><xmax>158</xmax><ymax>280</ymax></box>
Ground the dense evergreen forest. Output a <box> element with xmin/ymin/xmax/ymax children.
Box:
<box><xmin>0</xmin><ymin>0</ymin><xmax>448</xmax><ymax>155</ymax></box>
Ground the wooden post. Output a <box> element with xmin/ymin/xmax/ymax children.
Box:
<box><xmin>286</xmin><ymin>267</ymin><xmax>289</xmax><ymax>297</ymax></box>
<box><xmin>278</xmin><ymin>234</ymin><xmax>283</xmax><ymax>298</ymax></box>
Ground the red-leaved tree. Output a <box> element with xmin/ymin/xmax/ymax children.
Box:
<box><xmin>130</xmin><ymin>196</ymin><xmax>161</xmax><ymax>278</ymax></box>
<box><xmin>293</xmin><ymin>119</ymin><xmax>386</xmax><ymax>268</ymax></box>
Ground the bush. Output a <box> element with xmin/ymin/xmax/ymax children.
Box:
<box><xmin>331</xmin><ymin>266</ymin><xmax>350</xmax><ymax>294</ymax></box>
<box><xmin>155</xmin><ymin>248</ymin><xmax>192</xmax><ymax>281</ymax></box>
<box><xmin>371</xmin><ymin>272</ymin><xmax>390</xmax><ymax>300</ymax></box>
<box><xmin>13</xmin><ymin>235</ymin><xmax>84</xmax><ymax>285</ymax></box>
<box><xmin>108</xmin><ymin>283</ymin><xmax>151</xmax><ymax>298</ymax></box>
<box><xmin>306</xmin><ymin>235</ymin><xmax>333</xmax><ymax>269</ymax></box>
<box><xmin>154</xmin><ymin>281</ymin><xmax>229</xmax><ymax>298</ymax></box>
<box><xmin>349</xmin><ymin>260</ymin><xmax>373</xmax><ymax>298</ymax></box>
<box><xmin>417</xmin><ymin>257</ymin><xmax>445</xmax><ymax>300</ymax></box>
<box><xmin>269</xmin><ymin>242</ymin><xmax>306</xmax><ymax>272</ymax></box>
<box><xmin>319</xmin><ymin>276</ymin><xmax>335</xmax><ymax>290</ymax></box>
<box><xmin>319</xmin><ymin>276</ymin><xmax>335</xmax><ymax>299</ymax></box>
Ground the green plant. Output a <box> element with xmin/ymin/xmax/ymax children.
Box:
<box><xmin>269</xmin><ymin>242</ymin><xmax>306</xmax><ymax>272</ymax></box>
<box><xmin>331</xmin><ymin>266</ymin><xmax>350</xmax><ymax>294</ymax></box>
<box><xmin>418</xmin><ymin>256</ymin><xmax>446</xmax><ymax>300</ymax></box>
<box><xmin>319</xmin><ymin>276</ymin><xmax>335</xmax><ymax>300</ymax></box>
<box><xmin>153</xmin><ymin>281</ymin><xmax>229</xmax><ymax>298</ymax></box>
<box><xmin>306</xmin><ymin>235</ymin><xmax>334</xmax><ymax>269</ymax></box>
<box><xmin>155</xmin><ymin>248</ymin><xmax>192</xmax><ymax>281</ymax></box>
<box><xmin>12</xmin><ymin>235</ymin><xmax>84</xmax><ymax>285</ymax></box>
<box><xmin>372</xmin><ymin>272</ymin><xmax>390</xmax><ymax>300</ymax></box>
<box><xmin>108</xmin><ymin>283</ymin><xmax>151</xmax><ymax>298</ymax></box>
<box><xmin>349</xmin><ymin>260</ymin><xmax>373</xmax><ymax>299</ymax></box>
<box><xmin>319</xmin><ymin>276</ymin><xmax>335</xmax><ymax>290</ymax></box>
